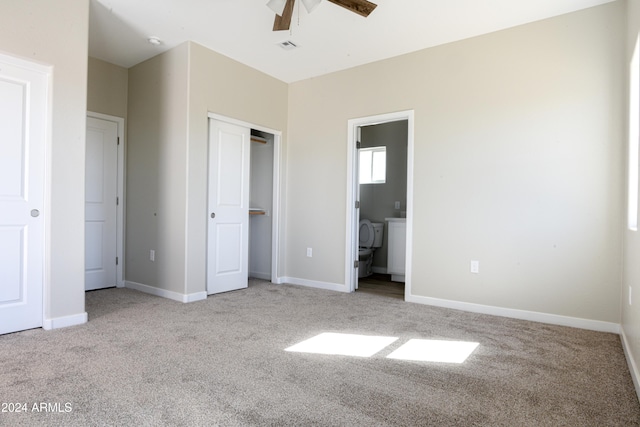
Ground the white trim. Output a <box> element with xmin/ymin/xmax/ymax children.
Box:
<box><xmin>87</xmin><ymin>111</ymin><xmax>126</xmax><ymax>288</ymax></box>
<box><xmin>43</xmin><ymin>312</ymin><xmax>88</xmax><ymax>330</ymax></box>
<box><xmin>207</xmin><ymin>112</ymin><xmax>282</xmax><ymax>285</ymax></box>
<box><xmin>184</xmin><ymin>291</ymin><xmax>208</xmax><ymax>303</ymax></box>
<box><xmin>281</xmin><ymin>277</ymin><xmax>350</xmax><ymax>293</ymax></box>
<box><xmin>273</xmin><ymin>276</ymin><xmax>287</xmax><ymax>285</ymax></box>
<box><xmin>621</xmin><ymin>326</ymin><xmax>640</xmax><ymax>402</ymax></box>
<box><xmin>405</xmin><ymin>114</ymin><xmax>415</xmax><ymax>301</ymax></box>
<box><xmin>125</xmin><ymin>281</ymin><xmax>207</xmax><ymax>303</ymax></box>
<box><xmin>271</xmin><ymin>132</ymin><xmax>282</xmax><ymax>283</ymax></box>
<box><xmin>406</xmin><ymin>293</ymin><xmax>620</xmax><ymax>334</ymax></box>
<box><xmin>346</xmin><ymin>110</ymin><xmax>415</xmax><ymax>297</ymax></box>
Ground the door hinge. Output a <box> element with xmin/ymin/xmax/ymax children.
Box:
<box><xmin>116</xmin><ymin>257</ymin><xmax>119</xmax><ymax>266</ymax></box>
<box><xmin>117</xmin><ymin>137</ymin><xmax>120</xmax><ymax>145</ymax></box>
<box><xmin>354</xmin><ymin>260</ymin><xmax>359</xmax><ymax>268</ymax></box>
<box><xmin>355</xmin><ymin>200</ymin><xmax>360</xmax><ymax>209</ymax></box>
<box><xmin>116</xmin><ymin>196</ymin><xmax>119</xmax><ymax>206</ymax></box>
<box><xmin>356</xmin><ymin>141</ymin><xmax>361</xmax><ymax>149</ymax></box>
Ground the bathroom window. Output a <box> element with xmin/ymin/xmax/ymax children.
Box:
<box><xmin>359</xmin><ymin>146</ymin><xmax>386</xmax><ymax>184</ymax></box>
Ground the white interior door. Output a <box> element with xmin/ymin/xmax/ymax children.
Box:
<box><xmin>0</xmin><ymin>55</ymin><xmax>48</xmax><ymax>334</ymax></box>
<box><xmin>207</xmin><ymin>119</ymin><xmax>250</xmax><ymax>294</ymax></box>
<box><xmin>355</xmin><ymin>126</ymin><xmax>362</xmax><ymax>289</ymax></box>
<box><xmin>85</xmin><ymin>117</ymin><xmax>118</xmax><ymax>290</ymax></box>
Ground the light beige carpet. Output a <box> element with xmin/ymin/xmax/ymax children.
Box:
<box><xmin>1</xmin><ymin>279</ymin><xmax>638</xmax><ymax>426</ymax></box>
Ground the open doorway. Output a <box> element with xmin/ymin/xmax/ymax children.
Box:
<box><xmin>357</xmin><ymin>120</ymin><xmax>408</xmax><ymax>299</ymax></box>
<box><xmin>249</xmin><ymin>129</ymin><xmax>275</xmax><ymax>281</ymax></box>
<box><xmin>346</xmin><ymin>111</ymin><xmax>414</xmax><ymax>299</ymax></box>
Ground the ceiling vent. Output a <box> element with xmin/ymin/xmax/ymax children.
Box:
<box><xmin>278</xmin><ymin>40</ymin><xmax>298</xmax><ymax>51</ymax></box>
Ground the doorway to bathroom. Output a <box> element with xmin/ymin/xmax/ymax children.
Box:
<box><xmin>346</xmin><ymin>110</ymin><xmax>415</xmax><ymax>299</ymax></box>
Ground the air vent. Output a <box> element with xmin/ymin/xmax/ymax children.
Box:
<box><xmin>278</xmin><ymin>40</ymin><xmax>298</xmax><ymax>51</ymax></box>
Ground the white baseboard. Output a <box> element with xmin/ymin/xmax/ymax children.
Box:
<box><xmin>621</xmin><ymin>326</ymin><xmax>640</xmax><ymax>402</ymax></box>
<box><xmin>184</xmin><ymin>291</ymin><xmax>208</xmax><ymax>303</ymax></box>
<box><xmin>43</xmin><ymin>312</ymin><xmax>88</xmax><ymax>330</ymax></box>
<box><xmin>406</xmin><ymin>293</ymin><xmax>620</xmax><ymax>334</ymax></box>
<box><xmin>280</xmin><ymin>277</ymin><xmax>350</xmax><ymax>293</ymax></box>
<box><xmin>273</xmin><ymin>277</ymin><xmax>618</xmax><ymax>333</ymax></box>
<box><xmin>125</xmin><ymin>281</ymin><xmax>207</xmax><ymax>303</ymax></box>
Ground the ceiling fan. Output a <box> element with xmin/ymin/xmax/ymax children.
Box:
<box><xmin>267</xmin><ymin>0</ymin><xmax>377</xmax><ymax>31</ymax></box>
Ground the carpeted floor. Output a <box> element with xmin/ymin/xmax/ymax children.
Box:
<box><xmin>1</xmin><ymin>279</ymin><xmax>639</xmax><ymax>426</ymax></box>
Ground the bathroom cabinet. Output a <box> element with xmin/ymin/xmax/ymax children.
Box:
<box><xmin>386</xmin><ymin>218</ymin><xmax>406</xmax><ymax>282</ymax></box>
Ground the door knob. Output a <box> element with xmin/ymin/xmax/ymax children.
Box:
<box><xmin>210</xmin><ymin>212</ymin><xmax>215</xmax><ymax>219</ymax></box>
<box><xmin>30</xmin><ymin>209</ymin><xmax>40</xmax><ymax>218</ymax></box>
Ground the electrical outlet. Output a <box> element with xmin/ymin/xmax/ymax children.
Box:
<box><xmin>150</xmin><ymin>250</ymin><xmax>155</xmax><ymax>262</ymax></box>
<box><xmin>306</xmin><ymin>248</ymin><xmax>312</xmax><ymax>258</ymax></box>
<box><xmin>470</xmin><ymin>260</ymin><xmax>479</xmax><ymax>274</ymax></box>
<box><xmin>394</xmin><ymin>201</ymin><xmax>400</xmax><ymax>209</ymax></box>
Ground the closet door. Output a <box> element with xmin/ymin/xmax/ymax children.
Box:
<box><xmin>0</xmin><ymin>55</ymin><xmax>47</xmax><ymax>334</ymax></box>
<box><xmin>207</xmin><ymin>119</ymin><xmax>250</xmax><ymax>294</ymax></box>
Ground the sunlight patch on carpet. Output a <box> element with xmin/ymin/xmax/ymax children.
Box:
<box><xmin>285</xmin><ymin>332</ymin><xmax>398</xmax><ymax>357</ymax></box>
<box><xmin>386</xmin><ymin>339</ymin><xmax>479</xmax><ymax>363</ymax></box>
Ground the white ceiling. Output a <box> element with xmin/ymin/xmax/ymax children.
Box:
<box><xmin>89</xmin><ymin>0</ymin><xmax>615</xmax><ymax>83</ymax></box>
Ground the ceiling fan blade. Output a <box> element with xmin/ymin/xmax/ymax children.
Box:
<box><xmin>327</xmin><ymin>0</ymin><xmax>377</xmax><ymax>17</ymax></box>
<box><xmin>273</xmin><ymin>0</ymin><xmax>296</xmax><ymax>31</ymax></box>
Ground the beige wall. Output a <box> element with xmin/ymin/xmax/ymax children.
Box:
<box><xmin>0</xmin><ymin>0</ymin><xmax>627</xmax><ymax>338</ymax></box>
<box><xmin>622</xmin><ymin>0</ymin><xmax>640</xmax><ymax>395</ymax></box>
<box><xmin>287</xmin><ymin>2</ymin><xmax>625</xmax><ymax>323</ymax></box>
<box><xmin>126</xmin><ymin>43</ymin><xmax>189</xmax><ymax>293</ymax></box>
<box><xmin>125</xmin><ymin>41</ymin><xmax>288</xmax><ymax>296</ymax></box>
<box><xmin>0</xmin><ymin>0</ymin><xmax>89</xmax><ymax>322</ymax></box>
<box><xmin>87</xmin><ymin>57</ymin><xmax>128</xmax><ymax>118</ymax></box>
<box><xmin>185</xmin><ymin>42</ymin><xmax>288</xmax><ymax>295</ymax></box>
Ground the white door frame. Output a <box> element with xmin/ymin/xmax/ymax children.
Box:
<box><xmin>87</xmin><ymin>111</ymin><xmax>125</xmax><ymax>287</ymax></box>
<box><xmin>208</xmin><ymin>113</ymin><xmax>282</xmax><ymax>284</ymax></box>
<box><xmin>346</xmin><ymin>110</ymin><xmax>415</xmax><ymax>298</ymax></box>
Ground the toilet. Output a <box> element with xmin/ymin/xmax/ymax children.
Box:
<box><xmin>358</xmin><ymin>219</ymin><xmax>384</xmax><ymax>278</ymax></box>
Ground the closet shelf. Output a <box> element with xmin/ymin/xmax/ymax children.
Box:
<box><xmin>250</xmin><ymin>136</ymin><xmax>267</xmax><ymax>144</ymax></box>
